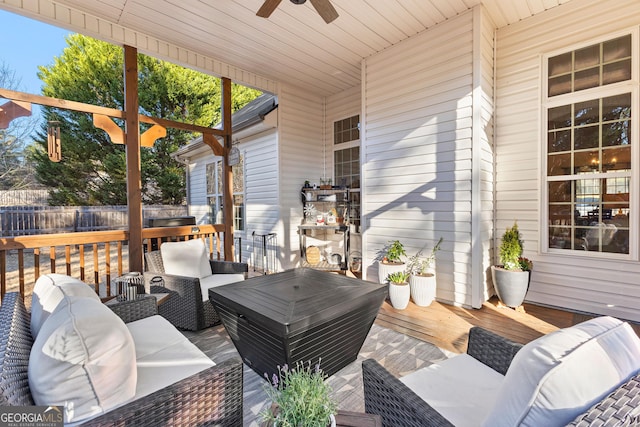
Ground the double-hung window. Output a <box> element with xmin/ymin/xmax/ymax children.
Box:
<box><xmin>334</xmin><ymin>115</ymin><xmax>361</xmax><ymax>232</ymax></box>
<box><xmin>545</xmin><ymin>33</ymin><xmax>636</xmax><ymax>256</ymax></box>
<box><xmin>206</xmin><ymin>154</ymin><xmax>244</xmax><ymax>231</ymax></box>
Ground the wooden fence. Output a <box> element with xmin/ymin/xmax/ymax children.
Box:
<box><xmin>0</xmin><ymin>205</ymin><xmax>188</xmax><ymax>237</ymax></box>
<box><xmin>0</xmin><ymin>190</ymin><xmax>50</xmax><ymax>206</ymax></box>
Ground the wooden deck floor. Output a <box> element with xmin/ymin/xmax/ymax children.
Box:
<box><xmin>375</xmin><ymin>297</ymin><xmax>640</xmax><ymax>354</ymax></box>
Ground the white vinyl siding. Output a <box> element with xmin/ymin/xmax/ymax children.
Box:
<box><xmin>495</xmin><ymin>0</ymin><xmax>640</xmax><ymax>322</ymax></box>
<box><xmin>278</xmin><ymin>84</ymin><xmax>324</xmax><ymax>270</ymax></box>
<box><xmin>362</xmin><ymin>8</ymin><xmax>493</xmax><ymax>307</ymax></box>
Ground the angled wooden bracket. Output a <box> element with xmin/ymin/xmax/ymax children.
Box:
<box><xmin>0</xmin><ymin>100</ymin><xmax>32</xmax><ymax>129</ymax></box>
<box><xmin>140</xmin><ymin>124</ymin><xmax>166</xmax><ymax>147</ymax></box>
<box><xmin>93</xmin><ymin>114</ymin><xmax>124</xmax><ymax>144</ymax></box>
<box><xmin>93</xmin><ymin>114</ymin><xmax>166</xmax><ymax>147</ymax></box>
<box><xmin>203</xmin><ymin>133</ymin><xmax>224</xmax><ymax>156</ymax></box>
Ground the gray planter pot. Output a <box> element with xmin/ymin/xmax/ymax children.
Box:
<box><xmin>409</xmin><ymin>273</ymin><xmax>436</xmax><ymax>306</ymax></box>
<box><xmin>490</xmin><ymin>266</ymin><xmax>530</xmax><ymax>308</ymax></box>
<box><xmin>388</xmin><ymin>282</ymin><xmax>410</xmax><ymax>309</ymax></box>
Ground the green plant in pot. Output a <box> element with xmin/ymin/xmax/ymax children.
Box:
<box><xmin>407</xmin><ymin>237</ymin><xmax>443</xmax><ymax>307</ymax></box>
<box><xmin>386</xmin><ymin>270</ymin><xmax>411</xmax><ymax>310</ymax></box>
<box><xmin>491</xmin><ymin>222</ymin><xmax>533</xmax><ymax>309</ymax></box>
<box><xmin>261</xmin><ymin>360</ymin><xmax>337</xmax><ymax>427</ymax></box>
<box><xmin>377</xmin><ymin>240</ymin><xmax>407</xmax><ymax>284</ymax></box>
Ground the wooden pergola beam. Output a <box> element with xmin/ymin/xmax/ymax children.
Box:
<box><xmin>0</xmin><ymin>88</ymin><xmax>226</xmax><ymax>137</ymax></box>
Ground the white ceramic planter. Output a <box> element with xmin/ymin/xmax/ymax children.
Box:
<box><xmin>377</xmin><ymin>261</ymin><xmax>406</xmax><ymax>284</ymax></box>
<box><xmin>409</xmin><ymin>273</ymin><xmax>436</xmax><ymax>306</ymax></box>
<box><xmin>388</xmin><ymin>282</ymin><xmax>410</xmax><ymax>309</ymax></box>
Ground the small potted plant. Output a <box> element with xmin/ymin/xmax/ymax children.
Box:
<box><xmin>261</xmin><ymin>360</ymin><xmax>337</xmax><ymax>427</ymax></box>
<box><xmin>377</xmin><ymin>240</ymin><xmax>407</xmax><ymax>284</ymax></box>
<box><xmin>386</xmin><ymin>270</ymin><xmax>411</xmax><ymax>309</ymax></box>
<box><xmin>407</xmin><ymin>237</ymin><xmax>443</xmax><ymax>306</ymax></box>
<box><xmin>491</xmin><ymin>222</ymin><xmax>533</xmax><ymax>309</ymax></box>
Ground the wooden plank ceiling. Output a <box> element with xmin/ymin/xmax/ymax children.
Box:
<box><xmin>3</xmin><ymin>0</ymin><xmax>574</xmax><ymax>96</ymax></box>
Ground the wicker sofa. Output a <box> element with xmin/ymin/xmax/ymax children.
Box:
<box><xmin>363</xmin><ymin>319</ymin><xmax>640</xmax><ymax>426</ymax></box>
<box><xmin>144</xmin><ymin>239</ymin><xmax>248</xmax><ymax>331</ymax></box>
<box><xmin>0</xmin><ymin>274</ymin><xmax>244</xmax><ymax>426</ymax></box>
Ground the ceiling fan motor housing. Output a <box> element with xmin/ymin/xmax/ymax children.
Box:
<box><xmin>290</xmin><ymin>0</ymin><xmax>307</xmax><ymax>4</ymax></box>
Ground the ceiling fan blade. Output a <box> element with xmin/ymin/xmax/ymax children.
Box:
<box><xmin>309</xmin><ymin>0</ymin><xmax>338</xmax><ymax>23</ymax></box>
<box><xmin>256</xmin><ymin>0</ymin><xmax>283</xmax><ymax>18</ymax></box>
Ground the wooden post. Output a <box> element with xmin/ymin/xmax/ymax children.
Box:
<box><xmin>222</xmin><ymin>78</ymin><xmax>234</xmax><ymax>261</ymax></box>
<box><xmin>124</xmin><ymin>45</ymin><xmax>143</xmax><ymax>272</ymax></box>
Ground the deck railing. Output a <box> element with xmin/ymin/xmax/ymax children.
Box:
<box><xmin>0</xmin><ymin>224</ymin><xmax>226</xmax><ymax>300</ymax></box>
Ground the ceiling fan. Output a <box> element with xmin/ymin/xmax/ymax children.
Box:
<box><xmin>257</xmin><ymin>0</ymin><xmax>339</xmax><ymax>24</ymax></box>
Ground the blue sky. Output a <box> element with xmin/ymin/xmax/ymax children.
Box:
<box><xmin>0</xmin><ymin>9</ymin><xmax>71</xmax><ymax>94</ymax></box>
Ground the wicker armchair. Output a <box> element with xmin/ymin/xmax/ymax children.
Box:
<box><xmin>363</xmin><ymin>325</ymin><xmax>640</xmax><ymax>427</ymax></box>
<box><xmin>0</xmin><ymin>291</ymin><xmax>244</xmax><ymax>427</ymax></box>
<box><xmin>144</xmin><ymin>249</ymin><xmax>248</xmax><ymax>331</ymax></box>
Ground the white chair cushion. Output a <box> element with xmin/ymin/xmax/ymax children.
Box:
<box><xmin>30</xmin><ymin>273</ymin><xmax>101</xmax><ymax>339</ymax></box>
<box><xmin>199</xmin><ymin>273</ymin><xmax>245</xmax><ymax>302</ymax></box>
<box><xmin>482</xmin><ymin>316</ymin><xmax>640</xmax><ymax>427</ymax></box>
<box><xmin>160</xmin><ymin>239</ymin><xmax>211</xmax><ymax>279</ymax></box>
<box><xmin>126</xmin><ymin>315</ymin><xmax>214</xmax><ymax>398</ymax></box>
<box><xmin>400</xmin><ymin>353</ymin><xmax>505</xmax><ymax>426</ymax></box>
<box><xmin>29</xmin><ymin>297</ymin><xmax>137</xmax><ymax>424</ymax></box>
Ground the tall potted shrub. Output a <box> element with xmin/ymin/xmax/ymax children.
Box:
<box><xmin>491</xmin><ymin>222</ymin><xmax>533</xmax><ymax>309</ymax></box>
<box><xmin>377</xmin><ymin>240</ymin><xmax>407</xmax><ymax>284</ymax></box>
<box><xmin>407</xmin><ymin>237</ymin><xmax>443</xmax><ymax>306</ymax></box>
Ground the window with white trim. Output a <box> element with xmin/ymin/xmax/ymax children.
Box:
<box><xmin>334</xmin><ymin>115</ymin><xmax>361</xmax><ymax>232</ymax></box>
<box><xmin>545</xmin><ymin>33</ymin><xmax>634</xmax><ymax>255</ymax></box>
<box><xmin>206</xmin><ymin>154</ymin><xmax>244</xmax><ymax>231</ymax></box>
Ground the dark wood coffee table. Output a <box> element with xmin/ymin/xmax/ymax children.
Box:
<box><xmin>209</xmin><ymin>268</ymin><xmax>387</xmax><ymax>380</ymax></box>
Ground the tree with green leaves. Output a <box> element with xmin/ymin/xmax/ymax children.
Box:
<box><xmin>29</xmin><ymin>34</ymin><xmax>261</xmax><ymax>205</ymax></box>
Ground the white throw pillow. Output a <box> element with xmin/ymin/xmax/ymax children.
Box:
<box><xmin>160</xmin><ymin>239</ymin><xmax>211</xmax><ymax>279</ymax></box>
<box><xmin>482</xmin><ymin>316</ymin><xmax>640</xmax><ymax>427</ymax></box>
<box><xmin>29</xmin><ymin>297</ymin><xmax>137</xmax><ymax>424</ymax></box>
<box><xmin>30</xmin><ymin>274</ymin><xmax>100</xmax><ymax>339</ymax></box>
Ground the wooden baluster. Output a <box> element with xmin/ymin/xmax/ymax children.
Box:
<box><xmin>92</xmin><ymin>243</ymin><xmax>99</xmax><ymax>293</ymax></box>
<box><xmin>117</xmin><ymin>241</ymin><xmax>123</xmax><ymax>277</ymax></box>
<box><xmin>79</xmin><ymin>245</ymin><xmax>85</xmax><ymax>281</ymax></box>
<box><xmin>34</xmin><ymin>248</ymin><xmax>40</xmax><ymax>279</ymax></box>
<box><xmin>65</xmin><ymin>245</ymin><xmax>71</xmax><ymax>276</ymax></box>
<box><xmin>50</xmin><ymin>246</ymin><xmax>56</xmax><ymax>273</ymax></box>
<box><xmin>105</xmin><ymin>242</ymin><xmax>111</xmax><ymax>296</ymax></box>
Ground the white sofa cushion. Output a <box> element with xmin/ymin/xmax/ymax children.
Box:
<box><xmin>29</xmin><ymin>297</ymin><xmax>137</xmax><ymax>424</ymax></box>
<box><xmin>125</xmin><ymin>315</ymin><xmax>214</xmax><ymax>398</ymax></box>
<box><xmin>200</xmin><ymin>273</ymin><xmax>245</xmax><ymax>302</ymax></box>
<box><xmin>482</xmin><ymin>316</ymin><xmax>640</xmax><ymax>427</ymax></box>
<box><xmin>31</xmin><ymin>273</ymin><xmax>101</xmax><ymax>339</ymax></box>
<box><xmin>400</xmin><ymin>353</ymin><xmax>504</xmax><ymax>426</ymax></box>
<box><xmin>161</xmin><ymin>239</ymin><xmax>211</xmax><ymax>279</ymax></box>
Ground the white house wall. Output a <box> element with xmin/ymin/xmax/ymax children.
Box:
<box><xmin>494</xmin><ymin>0</ymin><xmax>640</xmax><ymax>321</ymax></box>
<box><xmin>241</xmin><ymin>129</ymin><xmax>280</xmax><ymax>270</ymax></box>
<box><xmin>278</xmin><ymin>84</ymin><xmax>325</xmax><ymax>270</ymax></box>
<box><xmin>325</xmin><ymin>85</ymin><xmax>363</xmax><ymax>256</ymax></box>
<box><xmin>361</xmin><ymin>9</ymin><xmax>486</xmax><ymax>307</ymax></box>
<box><xmin>185</xmin><ymin>158</ymin><xmax>211</xmax><ymax>224</ymax></box>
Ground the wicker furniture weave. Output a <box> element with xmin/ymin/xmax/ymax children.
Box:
<box><xmin>0</xmin><ymin>291</ymin><xmax>244</xmax><ymax>426</ymax></box>
<box><xmin>144</xmin><ymin>249</ymin><xmax>248</xmax><ymax>331</ymax></box>
<box><xmin>362</xmin><ymin>326</ymin><xmax>640</xmax><ymax>427</ymax></box>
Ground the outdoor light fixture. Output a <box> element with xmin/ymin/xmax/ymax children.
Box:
<box><xmin>47</xmin><ymin>121</ymin><xmax>62</xmax><ymax>162</ymax></box>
